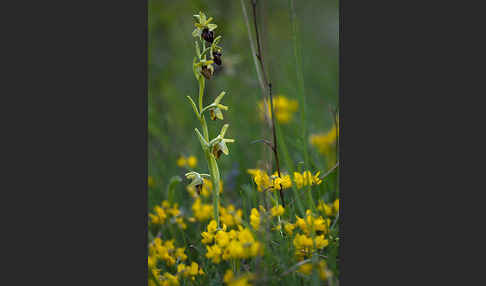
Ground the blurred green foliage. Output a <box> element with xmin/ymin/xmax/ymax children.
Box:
<box><xmin>148</xmin><ymin>0</ymin><xmax>338</xmax><ymax>209</ymax></box>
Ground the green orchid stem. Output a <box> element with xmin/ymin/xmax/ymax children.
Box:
<box><xmin>198</xmin><ymin>77</ymin><xmax>221</xmax><ymax>229</ymax></box>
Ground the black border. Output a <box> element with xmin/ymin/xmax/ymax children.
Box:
<box><xmin>7</xmin><ymin>0</ymin><xmax>469</xmax><ymax>284</ymax></box>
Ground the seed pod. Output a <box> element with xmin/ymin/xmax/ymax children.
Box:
<box><xmin>201</xmin><ymin>66</ymin><xmax>212</xmax><ymax>79</ymax></box>
<box><xmin>201</xmin><ymin>28</ymin><xmax>214</xmax><ymax>43</ymax></box>
<box><xmin>212</xmin><ymin>51</ymin><xmax>222</xmax><ymax>65</ymax></box>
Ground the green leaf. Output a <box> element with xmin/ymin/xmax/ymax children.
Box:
<box><xmin>186</xmin><ymin>95</ymin><xmax>199</xmax><ymax>117</ymax></box>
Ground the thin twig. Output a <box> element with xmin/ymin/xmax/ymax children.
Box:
<box><xmin>251</xmin><ymin>0</ymin><xmax>268</xmax><ymax>84</ymax></box>
<box><xmin>250</xmin><ymin>139</ymin><xmax>274</xmax><ymax>149</ymax></box>
<box><xmin>239</xmin><ymin>0</ymin><xmax>266</xmax><ymax>94</ymax></box>
<box><xmin>282</xmin><ymin>258</ymin><xmax>312</xmax><ymax>276</ymax></box>
<box><xmin>250</xmin><ymin>0</ymin><xmax>285</xmax><ymax>207</ymax></box>
<box><xmin>319</xmin><ymin>161</ymin><xmax>339</xmax><ymax>180</ymax></box>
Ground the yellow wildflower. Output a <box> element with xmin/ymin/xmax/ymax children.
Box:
<box><xmin>297</xmin><ymin>261</ymin><xmax>331</xmax><ymax>280</ymax></box>
<box><xmin>175</xmin><ymin>247</ymin><xmax>187</xmax><ymax>261</ymax></box>
<box><xmin>226</xmin><ymin>240</ymin><xmax>245</xmax><ymax>259</ymax></box>
<box><xmin>318</xmin><ymin>260</ymin><xmax>331</xmax><ymax>280</ymax></box>
<box><xmin>309</xmin><ymin>123</ymin><xmax>338</xmax><ymax>155</ymax></box>
<box><xmin>334</xmin><ymin>199</ymin><xmax>339</xmax><ymax>214</ymax></box>
<box><xmin>167</xmin><ymin>204</ymin><xmax>180</xmax><ymax>216</ymax></box>
<box><xmin>175</xmin><ymin>217</ymin><xmax>187</xmax><ymax>230</ymax></box>
<box><xmin>177</xmin><ymin>262</ymin><xmax>203</xmax><ymax>280</ymax></box>
<box><xmin>223</xmin><ymin>269</ymin><xmax>235</xmax><ymax>284</ymax></box>
<box><xmin>272</xmin><ymin>173</ymin><xmax>293</xmax><ymax>190</ymax></box>
<box><xmin>293</xmin><ymin>170</ymin><xmax>322</xmax><ymax>189</ymax></box>
<box><xmin>298</xmin><ymin>263</ymin><xmax>313</xmax><ymax>275</ymax></box>
<box><xmin>284</xmin><ymin>223</ymin><xmax>295</xmax><ymax>235</ymax></box>
<box><xmin>220</xmin><ymin>204</ymin><xmax>243</xmax><ymax>227</ymax></box>
<box><xmin>215</xmin><ymin>230</ymin><xmax>230</xmax><ymax>247</ymax></box>
<box><xmin>177</xmin><ymin>263</ymin><xmax>186</xmax><ymax>274</ymax></box>
<box><xmin>177</xmin><ymin>156</ymin><xmax>187</xmax><ymax>167</ymax></box>
<box><xmin>250</xmin><ymin>208</ymin><xmax>261</xmax><ymax>230</ymax></box>
<box><xmin>223</xmin><ymin>269</ymin><xmax>254</xmax><ymax>286</ymax></box>
<box><xmin>258</xmin><ymin>95</ymin><xmax>298</xmax><ymax>124</ymax></box>
<box><xmin>206</xmin><ymin>244</ymin><xmax>222</xmax><ymax>263</ymax></box>
<box><xmin>151</xmin><ymin>268</ymin><xmax>161</xmax><ymax>280</ymax></box>
<box><xmin>226</xmin><ymin>229</ymin><xmax>237</xmax><ymax>240</ymax></box>
<box><xmin>248</xmin><ymin>169</ymin><xmax>293</xmax><ymax>192</ymax></box>
<box><xmin>317</xmin><ymin>200</ymin><xmax>333</xmax><ymax>216</ymax></box>
<box><xmin>207</xmin><ymin>220</ymin><xmax>218</xmax><ymax>233</ymax></box>
<box><xmin>187</xmin><ymin>156</ymin><xmax>198</xmax><ymax>168</ymax></box>
<box><xmin>192</xmin><ymin>198</ymin><xmax>213</xmax><ymax>222</ymax></box>
<box><xmin>250</xmin><ymin>241</ymin><xmax>263</xmax><ymax>257</ymax></box>
<box><xmin>237</xmin><ymin>228</ymin><xmax>255</xmax><ymax>245</ymax></box>
<box><xmin>273</xmin><ymin>224</ymin><xmax>282</xmax><ymax>231</ymax></box>
<box><xmin>188</xmin><ymin>262</ymin><xmax>203</xmax><ymax>276</ymax></box>
<box><xmin>293</xmin><ymin>233</ymin><xmax>313</xmax><ymax>249</ymax></box>
<box><xmin>250</xmin><ymin>169</ymin><xmax>272</xmax><ymax>192</ymax></box>
<box><xmin>162</xmin><ymin>272</ymin><xmax>179</xmax><ymax>286</ymax></box>
<box><xmin>149</xmin><ymin>206</ymin><xmax>167</xmax><ymax>224</ymax></box>
<box><xmin>177</xmin><ymin>155</ymin><xmax>199</xmax><ymax>168</ymax></box>
<box><xmin>201</xmin><ymin>231</ymin><xmax>214</xmax><ymax>244</ymax></box>
<box><xmin>270</xmin><ymin>205</ymin><xmax>285</xmax><ymax>217</ymax></box>
<box><xmin>315</xmin><ymin>235</ymin><xmax>329</xmax><ymax>249</ymax></box>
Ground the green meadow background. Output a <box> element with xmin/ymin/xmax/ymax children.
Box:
<box><xmin>148</xmin><ymin>0</ymin><xmax>338</xmax><ymax>209</ymax></box>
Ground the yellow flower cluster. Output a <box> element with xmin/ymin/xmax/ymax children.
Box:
<box><xmin>247</xmin><ymin>169</ymin><xmax>292</xmax><ymax>192</ymax></box>
<box><xmin>149</xmin><ymin>238</ymin><xmax>187</xmax><ymax>266</ymax></box>
<box><xmin>191</xmin><ymin>197</ymin><xmax>213</xmax><ymax>222</ymax></box>
<box><xmin>293</xmin><ymin>233</ymin><xmax>329</xmax><ymax>259</ymax></box>
<box><xmin>191</xmin><ymin>198</ymin><xmax>242</xmax><ymax>225</ymax></box>
<box><xmin>223</xmin><ymin>269</ymin><xmax>255</xmax><ymax>286</ymax></box>
<box><xmin>293</xmin><ymin>171</ymin><xmax>322</xmax><ymax>189</ymax></box>
<box><xmin>295</xmin><ymin>210</ymin><xmax>331</xmax><ymax>236</ymax></box>
<box><xmin>176</xmin><ymin>262</ymin><xmax>205</xmax><ymax>280</ymax></box>
<box><xmin>317</xmin><ymin>199</ymin><xmax>339</xmax><ymax>217</ymax></box>
<box><xmin>148</xmin><ymin>238</ymin><xmax>204</xmax><ymax>286</ymax></box>
<box><xmin>280</xmin><ymin>210</ymin><xmax>331</xmax><ymax>260</ymax></box>
<box><xmin>250</xmin><ymin>205</ymin><xmax>285</xmax><ymax>231</ymax></box>
<box><xmin>220</xmin><ymin>204</ymin><xmax>243</xmax><ymax>227</ymax></box>
<box><xmin>298</xmin><ymin>260</ymin><xmax>332</xmax><ymax>280</ymax></box>
<box><xmin>176</xmin><ymin>155</ymin><xmax>198</xmax><ymax>168</ymax></box>
<box><xmin>149</xmin><ymin>201</ymin><xmax>187</xmax><ymax>230</ymax></box>
<box><xmin>270</xmin><ymin>205</ymin><xmax>285</xmax><ymax>217</ymax></box>
<box><xmin>309</xmin><ymin>123</ymin><xmax>338</xmax><ymax>155</ymax></box>
<box><xmin>247</xmin><ymin>169</ymin><xmax>322</xmax><ymax>192</ymax></box>
<box><xmin>202</xmin><ymin>220</ymin><xmax>263</xmax><ymax>263</ymax></box>
<box><xmin>258</xmin><ymin>95</ymin><xmax>299</xmax><ymax>124</ymax></box>
<box><xmin>249</xmin><ymin>206</ymin><xmax>266</xmax><ymax>231</ymax></box>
